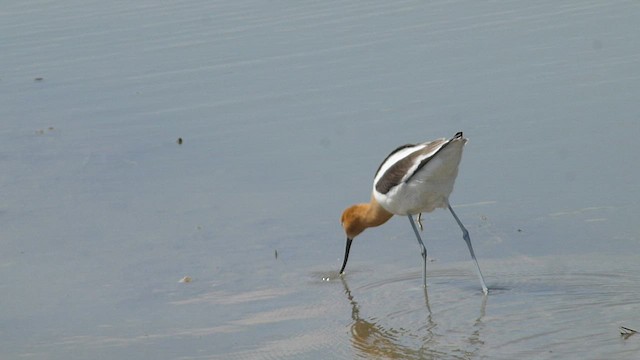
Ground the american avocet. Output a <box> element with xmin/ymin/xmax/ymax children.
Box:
<box><xmin>339</xmin><ymin>132</ymin><xmax>488</xmax><ymax>294</ymax></box>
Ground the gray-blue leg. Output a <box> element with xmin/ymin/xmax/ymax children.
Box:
<box><xmin>408</xmin><ymin>215</ymin><xmax>427</xmax><ymax>287</ymax></box>
<box><xmin>448</xmin><ymin>203</ymin><xmax>489</xmax><ymax>294</ymax></box>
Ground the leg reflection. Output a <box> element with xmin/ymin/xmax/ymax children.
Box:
<box><xmin>340</xmin><ymin>277</ymin><xmax>488</xmax><ymax>358</ymax></box>
<box><xmin>469</xmin><ymin>293</ymin><xmax>488</xmax><ymax>347</ymax></box>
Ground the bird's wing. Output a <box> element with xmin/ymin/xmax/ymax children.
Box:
<box><xmin>374</xmin><ymin>138</ymin><xmax>448</xmax><ymax>195</ymax></box>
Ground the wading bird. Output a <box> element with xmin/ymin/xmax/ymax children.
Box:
<box><xmin>339</xmin><ymin>132</ymin><xmax>488</xmax><ymax>294</ymax></box>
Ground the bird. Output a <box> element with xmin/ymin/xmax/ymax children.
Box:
<box><xmin>339</xmin><ymin>132</ymin><xmax>488</xmax><ymax>294</ymax></box>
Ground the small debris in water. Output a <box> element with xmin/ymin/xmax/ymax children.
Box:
<box><xmin>620</xmin><ymin>326</ymin><xmax>637</xmax><ymax>339</ymax></box>
<box><xmin>274</xmin><ymin>249</ymin><xmax>278</xmax><ymax>259</ymax></box>
<box><xmin>177</xmin><ymin>137</ymin><xmax>183</xmax><ymax>145</ymax></box>
<box><xmin>322</xmin><ymin>277</ymin><xmax>331</xmax><ymax>282</ymax></box>
<box><xmin>35</xmin><ymin>126</ymin><xmax>55</xmax><ymax>135</ymax></box>
<box><xmin>34</xmin><ymin>77</ymin><xmax>44</xmax><ymax>81</ymax></box>
<box><xmin>179</xmin><ymin>276</ymin><xmax>192</xmax><ymax>283</ymax></box>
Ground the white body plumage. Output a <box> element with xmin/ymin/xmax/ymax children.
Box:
<box><xmin>373</xmin><ymin>134</ymin><xmax>466</xmax><ymax>215</ymax></box>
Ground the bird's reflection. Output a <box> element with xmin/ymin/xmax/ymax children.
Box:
<box><xmin>341</xmin><ymin>277</ymin><xmax>487</xmax><ymax>359</ymax></box>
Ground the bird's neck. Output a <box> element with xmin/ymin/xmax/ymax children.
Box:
<box><xmin>361</xmin><ymin>196</ymin><xmax>393</xmax><ymax>228</ymax></box>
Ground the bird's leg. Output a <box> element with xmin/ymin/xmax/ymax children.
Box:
<box><xmin>408</xmin><ymin>215</ymin><xmax>427</xmax><ymax>287</ymax></box>
<box><xmin>416</xmin><ymin>213</ymin><xmax>424</xmax><ymax>231</ymax></box>
<box><xmin>447</xmin><ymin>203</ymin><xmax>489</xmax><ymax>294</ymax></box>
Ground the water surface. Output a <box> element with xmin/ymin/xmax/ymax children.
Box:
<box><xmin>2</xmin><ymin>1</ymin><xmax>640</xmax><ymax>359</ymax></box>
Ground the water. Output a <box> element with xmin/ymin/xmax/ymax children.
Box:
<box><xmin>2</xmin><ymin>1</ymin><xmax>640</xmax><ymax>359</ymax></box>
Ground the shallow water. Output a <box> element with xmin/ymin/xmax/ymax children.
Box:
<box><xmin>2</xmin><ymin>1</ymin><xmax>640</xmax><ymax>359</ymax></box>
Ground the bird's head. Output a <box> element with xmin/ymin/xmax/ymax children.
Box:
<box><xmin>341</xmin><ymin>204</ymin><xmax>367</xmax><ymax>240</ymax></box>
<box><xmin>339</xmin><ymin>204</ymin><xmax>368</xmax><ymax>275</ymax></box>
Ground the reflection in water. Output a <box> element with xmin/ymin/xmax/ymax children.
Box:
<box><xmin>469</xmin><ymin>295</ymin><xmax>487</xmax><ymax>351</ymax></box>
<box><xmin>341</xmin><ymin>278</ymin><xmax>487</xmax><ymax>359</ymax></box>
